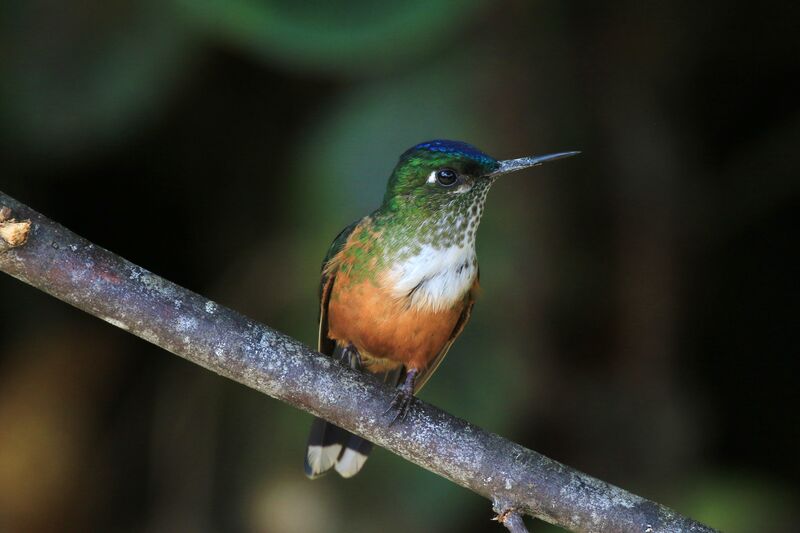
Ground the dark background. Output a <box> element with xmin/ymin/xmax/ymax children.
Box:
<box><xmin>1</xmin><ymin>1</ymin><xmax>798</xmax><ymax>532</ymax></box>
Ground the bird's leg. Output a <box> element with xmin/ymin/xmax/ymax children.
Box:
<box><xmin>339</xmin><ymin>343</ymin><xmax>362</xmax><ymax>370</ymax></box>
<box><xmin>384</xmin><ymin>368</ymin><xmax>418</xmax><ymax>425</ymax></box>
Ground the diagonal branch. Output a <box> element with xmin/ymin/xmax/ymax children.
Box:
<box><xmin>0</xmin><ymin>191</ymin><xmax>718</xmax><ymax>533</ymax></box>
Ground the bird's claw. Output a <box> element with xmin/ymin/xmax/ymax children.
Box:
<box><xmin>339</xmin><ymin>343</ymin><xmax>362</xmax><ymax>370</ymax></box>
<box><xmin>384</xmin><ymin>389</ymin><xmax>414</xmax><ymax>425</ymax></box>
<box><xmin>384</xmin><ymin>368</ymin><xmax>418</xmax><ymax>426</ymax></box>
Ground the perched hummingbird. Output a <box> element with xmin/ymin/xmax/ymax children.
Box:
<box><xmin>305</xmin><ymin>140</ymin><xmax>579</xmax><ymax>478</ymax></box>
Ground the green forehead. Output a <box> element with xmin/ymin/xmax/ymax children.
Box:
<box><xmin>383</xmin><ymin>141</ymin><xmax>498</xmax><ymax>205</ymax></box>
<box><xmin>399</xmin><ymin>140</ymin><xmax>497</xmax><ymax>173</ymax></box>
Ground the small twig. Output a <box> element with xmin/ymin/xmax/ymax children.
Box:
<box><xmin>493</xmin><ymin>498</ymin><xmax>530</xmax><ymax>533</ymax></box>
<box><xmin>500</xmin><ymin>513</ymin><xmax>529</xmax><ymax>533</ymax></box>
<box><xmin>0</xmin><ymin>190</ymin><xmax>719</xmax><ymax>533</ymax></box>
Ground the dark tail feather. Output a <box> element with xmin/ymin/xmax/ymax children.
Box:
<box><xmin>304</xmin><ymin>418</ymin><xmax>373</xmax><ymax>479</ymax></box>
<box><xmin>334</xmin><ymin>433</ymin><xmax>373</xmax><ymax>478</ymax></box>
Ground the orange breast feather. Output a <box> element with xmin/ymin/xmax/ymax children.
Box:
<box><xmin>326</xmin><ymin>271</ymin><xmax>469</xmax><ymax>373</ymax></box>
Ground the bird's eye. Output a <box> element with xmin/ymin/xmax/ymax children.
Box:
<box><xmin>435</xmin><ymin>168</ymin><xmax>458</xmax><ymax>187</ymax></box>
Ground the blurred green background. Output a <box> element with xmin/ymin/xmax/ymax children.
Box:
<box><xmin>1</xmin><ymin>1</ymin><xmax>798</xmax><ymax>532</ymax></box>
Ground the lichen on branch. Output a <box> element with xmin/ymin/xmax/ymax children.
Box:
<box><xmin>0</xmin><ymin>206</ymin><xmax>31</xmax><ymax>249</ymax></box>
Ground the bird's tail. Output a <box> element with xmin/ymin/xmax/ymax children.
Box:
<box><xmin>304</xmin><ymin>417</ymin><xmax>373</xmax><ymax>479</ymax></box>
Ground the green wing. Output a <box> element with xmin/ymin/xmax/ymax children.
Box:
<box><xmin>317</xmin><ymin>219</ymin><xmax>360</xmax><ymax>356</ymax></box>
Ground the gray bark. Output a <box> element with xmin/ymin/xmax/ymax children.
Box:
<box><xmin>0</xmin><ymin>190</ymin><xmax>718</xmax><ymax>533</ymax></box>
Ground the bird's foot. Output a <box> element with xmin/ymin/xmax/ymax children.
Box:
<box><xmin>384</xmin><ymin>368</ymin><xmax>418</xmax><ymax>426</ymax></box>
<box><xmin>386</xmin><ymin>389</ymin><xmax>413</xmax><ymax>425</ymax></box>
<box><xmin>340</xmin><ymin>343</ymin><xmax>362</xmax><ymax>370</ymax></box>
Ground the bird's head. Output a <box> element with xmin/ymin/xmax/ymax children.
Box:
<box><xmin>382</xmin><ymin>139</ymin><xmax>578</xmax><ymax>220</ymax></box>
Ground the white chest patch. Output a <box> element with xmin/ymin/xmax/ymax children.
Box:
<box><xmin>385</xmin><ymin>244</ymin><xmax>477</xmax><ymax>312</ymax></box>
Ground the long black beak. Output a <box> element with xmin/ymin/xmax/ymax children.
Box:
<box><xmin>488</xmin><ymin>151</ymin><xmax>580</xmax><ymax>177</ymax></box>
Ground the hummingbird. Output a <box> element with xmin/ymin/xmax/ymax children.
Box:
<box><xmin>305</xmin><ymin>140</ymin><xmax>579</xmax><ymax>479</ymax></box>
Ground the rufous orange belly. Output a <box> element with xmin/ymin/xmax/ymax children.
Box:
<box><xmin>326</xmin><ymin>273</ymin><xmax>469</xmax><ymax>373</ymax></box>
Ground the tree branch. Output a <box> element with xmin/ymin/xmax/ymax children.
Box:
<box><xmin>0</xmin><ymin>191</ymin><xmax>717</xmax><ymax>533</ymax></box>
